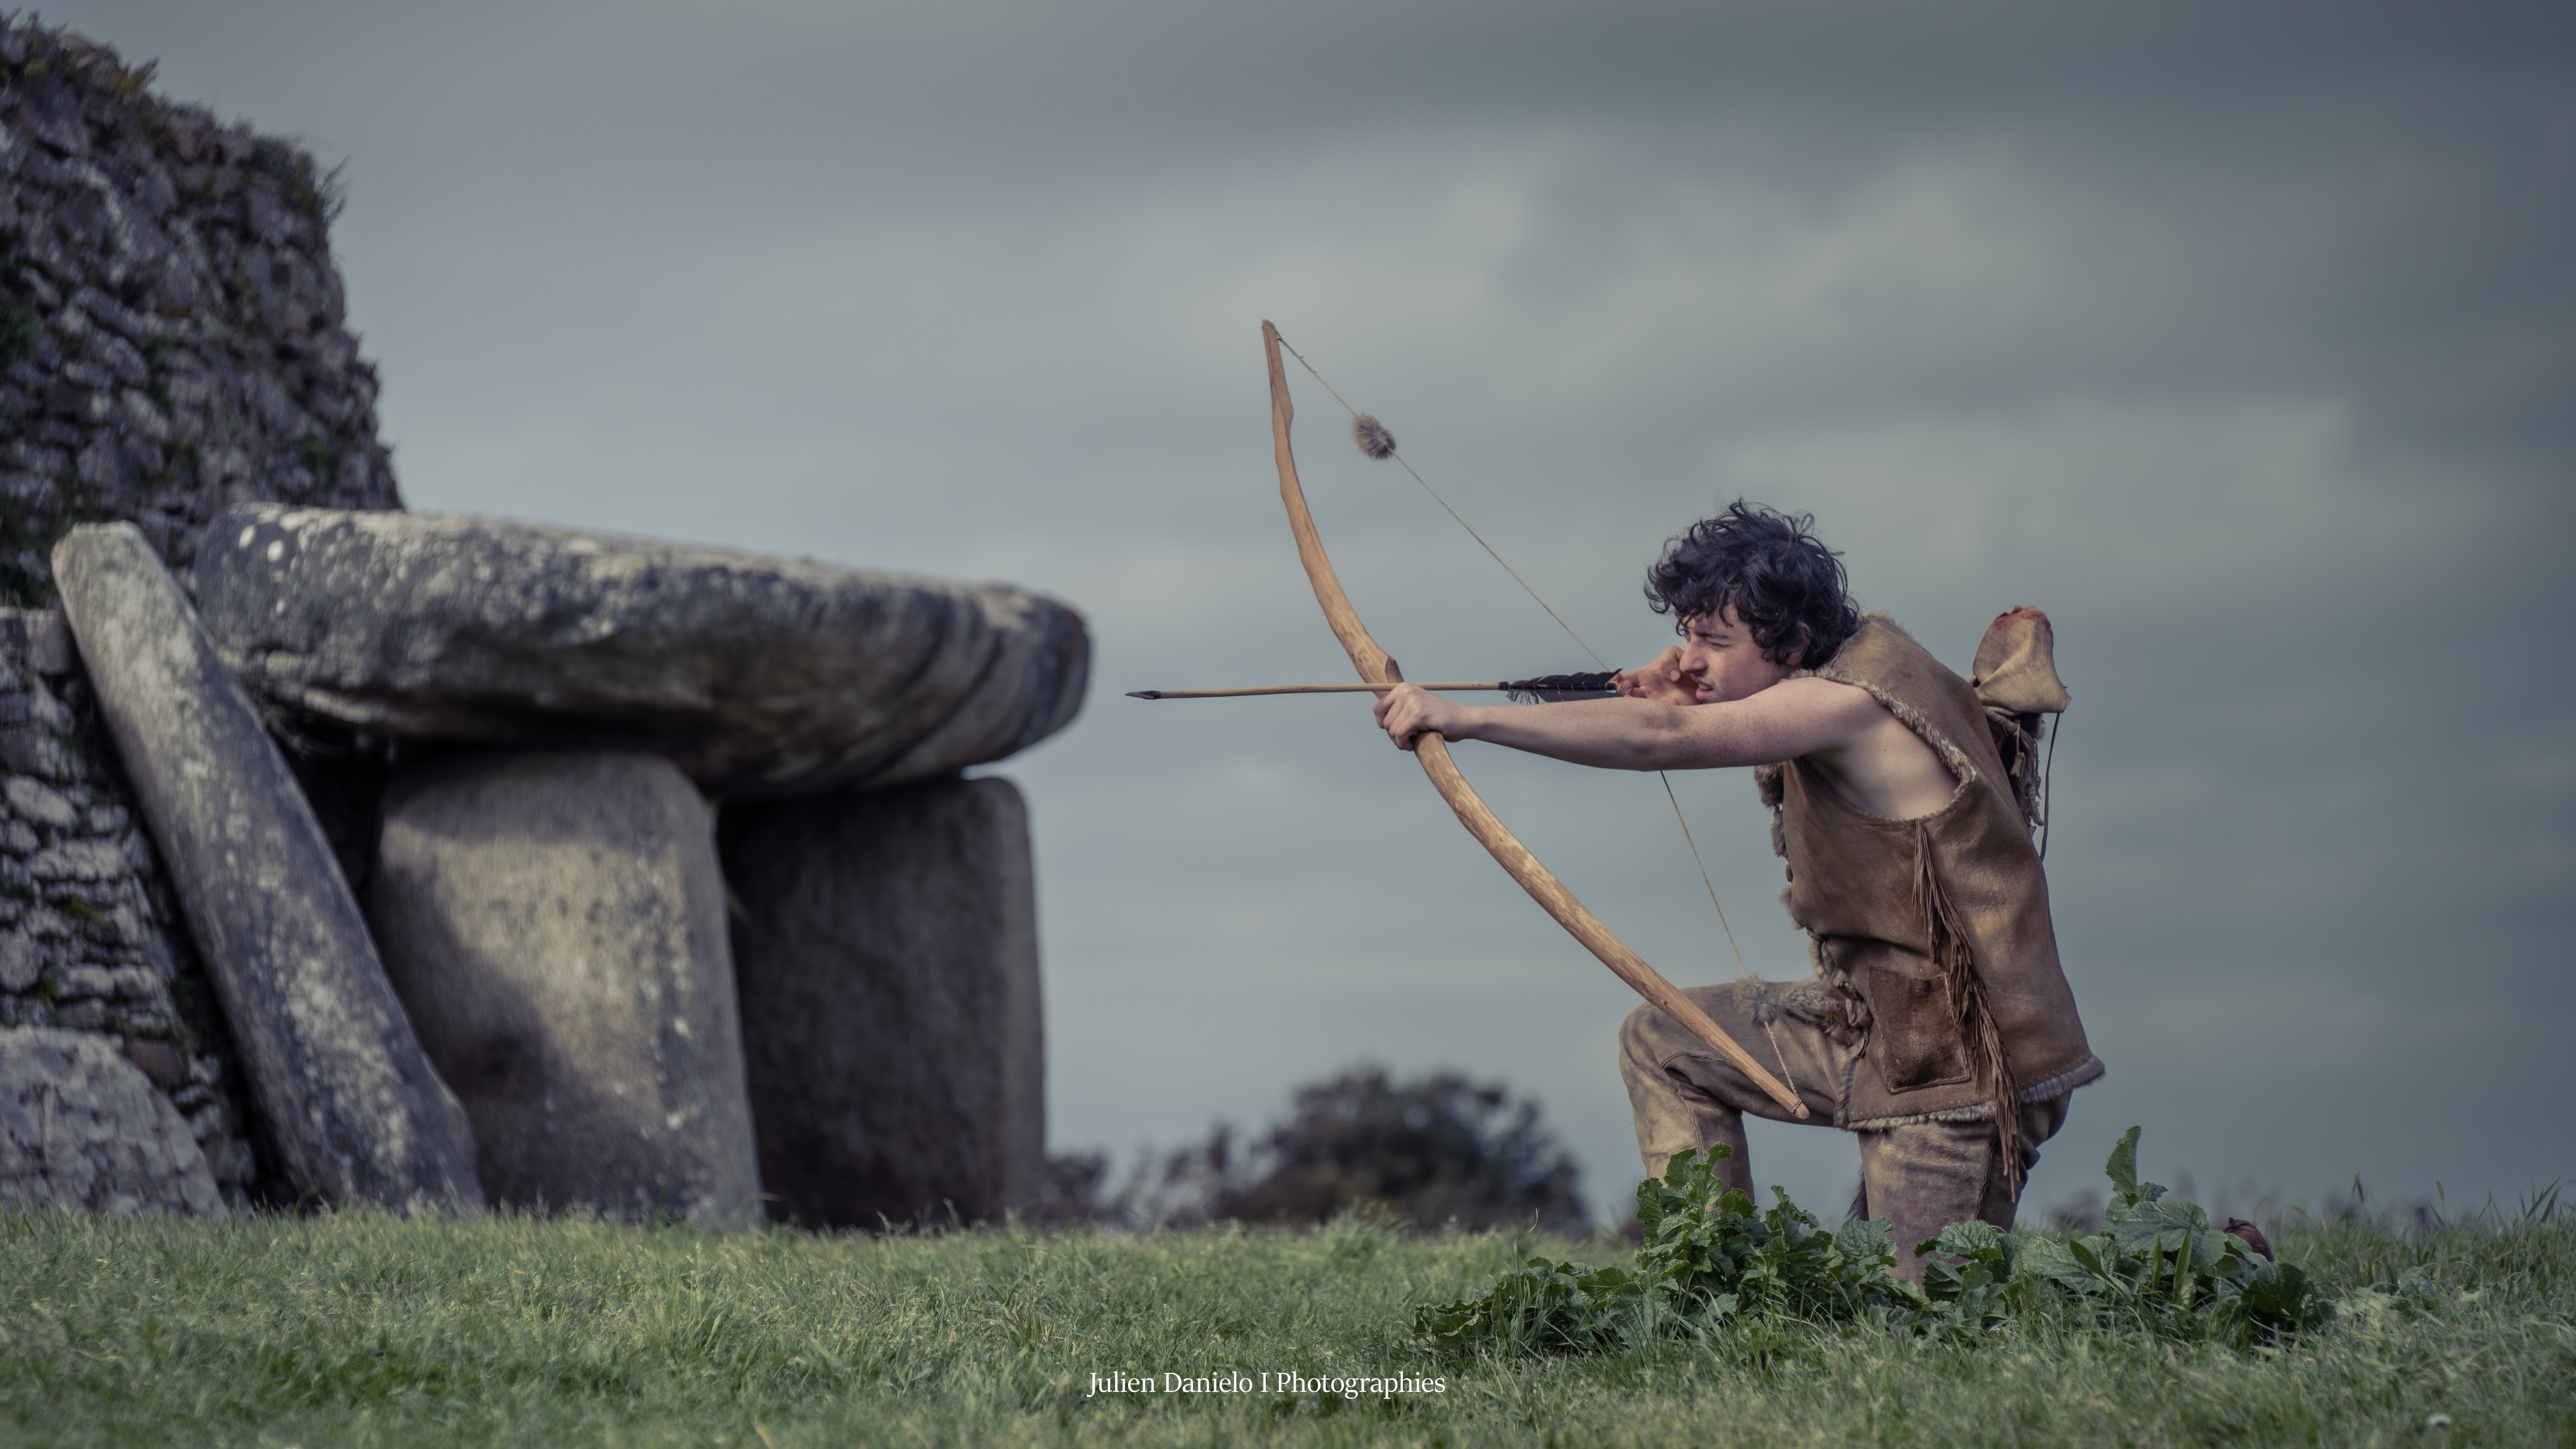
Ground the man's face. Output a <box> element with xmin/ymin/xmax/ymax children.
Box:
<box><xmin>1676</xmin><ymin>604</ymin><xmax>1800</xmax><ymax>704</ymax></box>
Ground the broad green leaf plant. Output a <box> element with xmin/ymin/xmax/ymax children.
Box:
<box><xmin>1416</xmin><ymin>1126</ymin><xmax>2330</xmax><ymax>1356</ymax></box>
<box><xmin>1920</xmin><ymin>1125</ymin><xmax>2332</xmax><ymax>1343</ymax></box>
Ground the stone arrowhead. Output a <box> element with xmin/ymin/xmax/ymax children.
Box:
<box><xmin>194</xmin><ymin>505</ymin><xmax>1089</xmax><ymax>801</ymax></box>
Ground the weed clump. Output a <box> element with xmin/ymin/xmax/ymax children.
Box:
<box><xmin>1416</xmin><ymin>1125</ymin><xmax>2333</xmax><ymax>1356</ymax></box>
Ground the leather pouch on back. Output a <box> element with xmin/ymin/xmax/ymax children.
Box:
<box><xmin>1859</xmin><ymin>964</ymin><xmax>1972</xmax><ymax>1094</ymax></box>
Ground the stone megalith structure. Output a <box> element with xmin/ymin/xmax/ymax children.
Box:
<box><xmin>722</xmin><ymin>777</ymin><xmax>1044</xmax><ymax>1227</ymax></box>
<box><xmin>193</xmin><ymin>502</ymin><xmax>1086</xmax><ymax>1227</ymax></box>
<box><xmin>367</xmin><ymin>752</ymin><xmax>761</xmax><ymax>1222</ymax></box>
<box><xmin>51</xmin><ymin>523</ymin><xmax>481</xmax><ymax>1212</ymax></box>
<box><xmin>193</xmin><ymin>504</ymin><xmax>1089</xmax><ymax>801</ymax></box>
<box><xmin>1</xmin><ymin>1026</ymin><xmax>222</xmax><ymax>1215</ymax></box>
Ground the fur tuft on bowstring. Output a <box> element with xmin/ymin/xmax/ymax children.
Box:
<box><xmin>1501</xmin><ymin>671</ymin><xmax>1619</xmax><ymax>704</ymax></box>
<box><xmin>1351</xmin><ymin>414</ymin><xmax>1398</xmax><ymax>460</ymax></box>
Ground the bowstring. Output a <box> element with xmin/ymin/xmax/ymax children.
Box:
<box><xmin>1274</xmin><ymin>332</ymin><xmax>1801</xmax><ymax>1099</ymax></box>
<box><xmin>1274</xmin><ymin>336</ymin><xmax>1599</xmax><ymax>661</ymax></box>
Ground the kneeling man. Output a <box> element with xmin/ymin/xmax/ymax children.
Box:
<box><xmin>1373</xmin><ymin>501</ymin><xmax>2101</xmax><ymax>1279</ymax></box>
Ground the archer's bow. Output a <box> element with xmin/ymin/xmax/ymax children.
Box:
<box><xmin>1260</xmin><ymin>321</ymin><xmax>1807</xmax><ymax>1119</ymax></box>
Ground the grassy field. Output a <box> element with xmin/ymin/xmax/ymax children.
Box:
<box><xmin>1</xmin><ymin>1202</ymin><xmax>2569</xmax><ymax>1447</ymax></box>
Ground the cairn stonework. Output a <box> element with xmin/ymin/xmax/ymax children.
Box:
<box><xmin>0</xmin><ymin>21</ymin><xmax>401</xmax><ymax>607</ymax></box>
<box><xmin>0</xmin><ymin>1026</ymin><xmax>222</xmax><ymax>1214</ymax></box>
<box><xmin>724</xmin><ymin>777</ymin><xmax>1046</xmax><ymax>1227</ymax></box>
<box><xmin>54</xmin><ymin>523</ymin><xmax>481</xmax><ymax>1212</ymax></box>
<box><xmin>195</xmin><ymin>503</ymin><xmax>1090</xmax><ymax>801</ymax></box>
<box><xmin>0</xmin><ymin>606</ymin><xmax>262</xmax><ymax>1202</ymax></box>
<box><xmin>368</xmin><ymin>752</ymin><xmax>761</xmax><ymax>1223</ymax></box>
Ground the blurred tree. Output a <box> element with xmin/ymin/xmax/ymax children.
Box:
<box><xmin>1110</xmin><ymin>1065</ymin><xmax>1588</xmax><ymax>1233</ymax></box>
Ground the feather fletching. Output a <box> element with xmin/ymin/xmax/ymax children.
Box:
<box><xmin>1500</xmin><ymin>671</ymin><xmax>1619</xmax><ymax>704</ymax></box>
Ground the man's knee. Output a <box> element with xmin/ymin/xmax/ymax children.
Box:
<box><xmin>1616</xmin><ymin>1001</ymin><xmax>1678</xmax><ymax>1084</ymax></box>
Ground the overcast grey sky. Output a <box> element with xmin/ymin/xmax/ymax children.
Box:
<box><xmin>46</xmin><ymin>0</ymin><xmax>2574</xmax><ymax>1222</ymax></box>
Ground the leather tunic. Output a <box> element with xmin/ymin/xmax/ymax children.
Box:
<box><xmin>1762</xmin><ymin>614</ymin><xmax>2102</xmax><ymax>1130</ymax></box>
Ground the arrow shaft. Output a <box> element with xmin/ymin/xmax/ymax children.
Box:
<box><xmin>1129</xmin><ymin>682</ymin><xmax>1505</xmax><ymax>699</ymax></box>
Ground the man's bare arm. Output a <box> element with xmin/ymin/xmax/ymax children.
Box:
<box><xmin>1375</xmin><ymin>676</ymin><xmax>1877</xmax><ymax>772</ymax></box>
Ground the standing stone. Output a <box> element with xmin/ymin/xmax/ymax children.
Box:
<box><xmin>0</xmin><ymin>1028</ymin><xmax>223</xmax><ymax>1216</ymax></box>
<box><xmin>368</xmin><ymin>752</ymin><xmax>762</xmax><ymax>1223</ymax></box>
<box><xmin>193</xmin><ymin>504</ymin><xmax>1089</xmax><ymax>801</ymax></box>
<box><xmin>722</xmin><ymin>776</ymin><xmax>1043</xmax><ymax>1227</ymax></box>
<box><xmin>50</xmin><ymin>524</ymin><xmax>481</xmax><ymax>1212</ymax></box>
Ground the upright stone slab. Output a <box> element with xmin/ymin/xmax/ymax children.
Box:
<box><xmin>50</xmin><ymin>524</ymin><xmax>481</xmax><ymax>1213</ymax></box>
<box><xmin>721</xmin><ymin>776</ymin><xmax>1043</xmax><ymax>1227</ymax></box>
<box><xmin>0</xmin><ymin>1028</ymin><xmax>223</xmax><ymax>1216</ymax></box>
<box><xmin>368</xmin><ymin>752</ymin><xmax>762</xmax><ymax>1223</ymax></box>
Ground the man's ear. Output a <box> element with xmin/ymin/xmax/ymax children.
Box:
<box><xmin>1780</xmin><ymin>626</ymin><xmax>1811</xmax><ymax>670</ymax></box>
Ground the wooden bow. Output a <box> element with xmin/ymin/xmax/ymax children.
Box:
<box><xmin>1260</xmin><ymin>321</ymin><xmax>1807</xmax><ymax>1118</ymax></box>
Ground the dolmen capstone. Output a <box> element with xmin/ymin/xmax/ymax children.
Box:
<box><xmin>195</xmin><ymin>504</ymin><xmax>1086</xmax><ymax>800</ymax></box>
<box><xmin>52</xmin><ymin>524</ymin><xmax>484</xmax><ymax>1213</ymax></box>
<box><xmin>193</xmin><ymin>504</ymin><xmax>1087</xmax><ymax>1225</ymax></box>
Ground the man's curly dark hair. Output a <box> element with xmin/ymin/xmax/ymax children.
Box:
<box><xmin>1643</xmin><ymin>501</ymin><xmax>1861</xmax><ymax>668</ymax></box>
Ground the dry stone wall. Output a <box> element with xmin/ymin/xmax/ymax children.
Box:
<box><xmin>0</xmin><ymin>606</ymin><xmax>263</xmax><ymax>1201</ymax></box>
<box><xmin>0</xmin><ymin>18</ymin><xmax>400</xmax><ymax>608</ymax></box>
<box><xmin>1</xmin><ymin>1027</ymin><xmax>222</xmax><ymax>1215</ymax></box>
